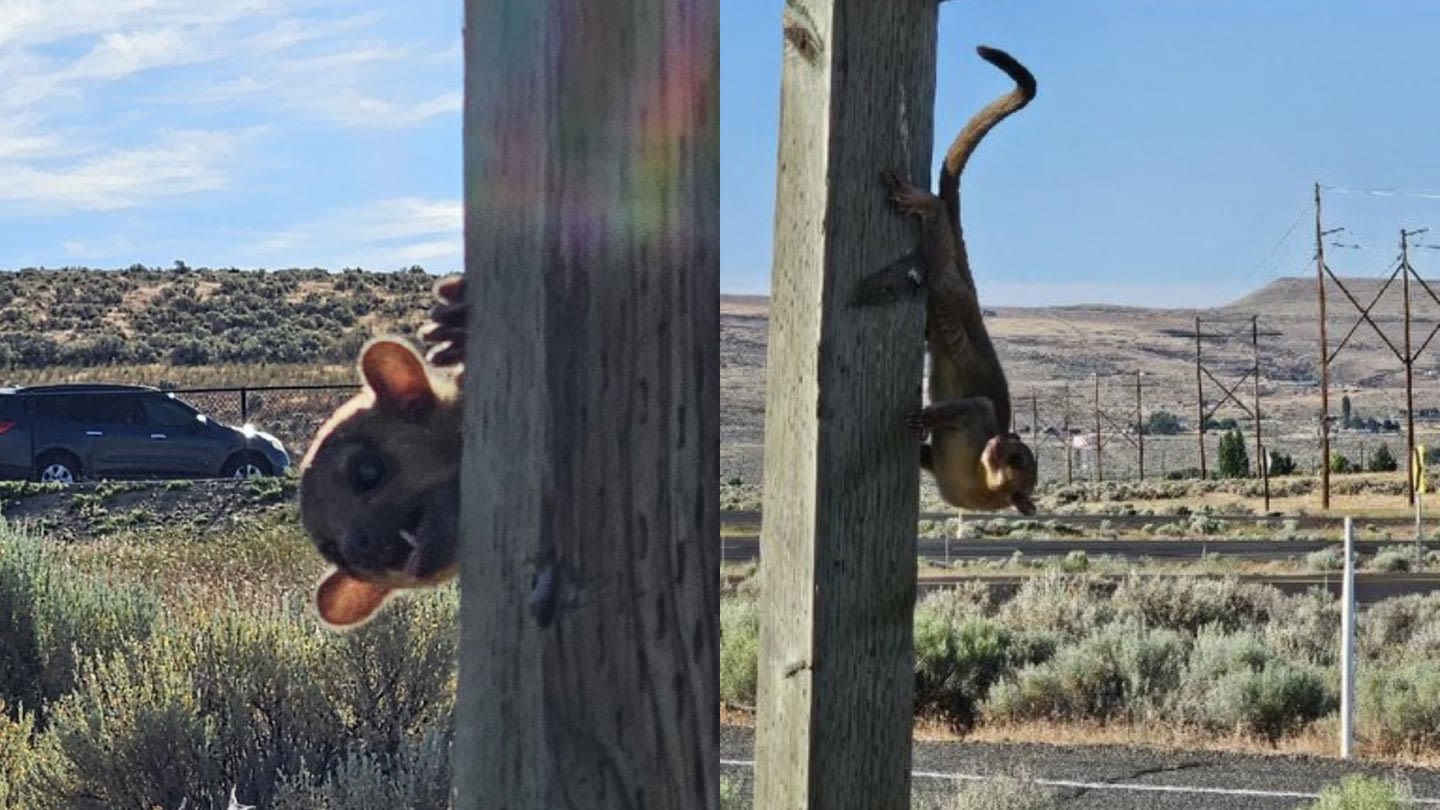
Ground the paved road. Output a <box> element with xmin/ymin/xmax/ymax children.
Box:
<box><xmin>721</xmin><ymin>535</ymin><xmax>1440</xmax><ymax>564</ymax></box>
<box><xmin>721</xmin><ymin>725</ymin><xmax>1440</xmax><ymax>808</ymax></box>
<box><xmin>721</xmin><ymin>509</ymin><xmax>1426</xmax><ymax>532</ymax></box>
<box><xmin>911</xmin><ymin>572</ymin><xmax>1440</xmax><ymax>605</ymax></box>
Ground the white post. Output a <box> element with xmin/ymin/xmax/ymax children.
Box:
<box><xmin>948</xmin><ymin>508</ymin><xmax>959</xmax><ymax>567</ymax></box>
<box><xmin>1417</xmin><ymin>489</ymin><xmax>1424</xmax><ymax>551</ymax></box>
<box><xmin>1340</xmin><ymin>515</ymin><xmax>1356</xmax><ymax>760</ymax></box>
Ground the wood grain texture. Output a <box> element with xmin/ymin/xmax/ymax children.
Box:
<box><xmin>453</xmin><ymin>1</ymin><xmax>718</xmax><ymax>808</ymax></box>
<box><xmin>754</xmin><ymin>0</ymin><xmax>936</xmax><ymax>808</ymax></box>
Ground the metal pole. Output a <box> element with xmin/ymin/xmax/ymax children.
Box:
<box><xmin>1340</xmin><ymin>515</ymin><xmax>1355</xmax><ymax>760</ymax></box>
<box><xmin>1317</xmin><ymin>183</ymin><xmax>1332</xmax><ymax>509</ymax></box>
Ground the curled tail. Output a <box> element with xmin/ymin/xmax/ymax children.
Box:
<box><xmin>939</xmin><ymin>46</ymin><xmax>1037</xmax><ymax>241</ymax></box>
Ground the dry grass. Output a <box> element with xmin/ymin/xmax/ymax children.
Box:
<box><xmin>720</xmin><ymin>709</ymin><xmax>1440</xmax><ymax>770</ymax></box>
<box><xmin>52</xmin><ymin>510</ymin><xmax>321</xmax><ymax>613</ymax></box>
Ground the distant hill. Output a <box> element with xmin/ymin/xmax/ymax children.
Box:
<box><xmin>0</xmin><ymin>266</ymin><xmax>442</xmax><ymax>369</ymax></box>
<box><xmin>720</xmin><ymin>277</ymin><xmax>1440</xmax><ymax>484</ymax></box>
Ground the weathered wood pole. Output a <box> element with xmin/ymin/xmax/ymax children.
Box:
<box><xmin>452</xmin><ymin>1</ymin><xmax>719</xmax><ymax>807</ymax></box>
<box><xmin>754</xmin><ymin>0</ymin><xmax>936</xmax><ymax>807</ymax></box>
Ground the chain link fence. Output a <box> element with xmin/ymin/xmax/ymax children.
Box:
<box><xmin>168</xmin><ymin>384</ymin><xmax>360</xmax><ymax>459</ymax></box>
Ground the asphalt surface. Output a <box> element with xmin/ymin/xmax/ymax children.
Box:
<box><xmin>911</xmin><ymin>572</ymin><xmax>1440</xmax><ymax>606</ymax></box>
<box><xmin>720</xmin><ymin>535</ymin><xmax>1440</xmax><ymax>564</ymax></box>
<box><xmin>721</xmin><ymin>725</ymin><xmax>1440</xmax><ymax>809</ymax></box>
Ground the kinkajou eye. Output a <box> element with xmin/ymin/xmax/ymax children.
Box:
<box><xmin>348</xmin><ymin>452</ymin><xmax>388</xmax><ymax>493</ymax></box>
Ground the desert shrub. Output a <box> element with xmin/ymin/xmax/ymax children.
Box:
<box><xmin>1307</xmin><ymin>774</ymin><xmax>1414</xmax><ymax>810</ymax></box>
<box><xmin>1369</xmin><ymin>443</ymin><xmax>1399</xmax><ymax>473</ymax></box>
<box><xmin>998</xmin><ymin>572</ymin><xmax>1116</xmax><ymax>641</ymax></box>
<box><xmin>947</xmin><ymin>774</ymin><xmax>1059</xmax><ymax>810</ymax></box>
<box><xmin>1361</xmin><ymin>594</ymin><xmax>1440</xmax><ymax>662</ymax></box>
<box><xmin>1112</xmin><ymin>575</ymin><xmax>1279</xmax><ymax>635</ymax></box>
<box><xmin>1304</xmin><ymin>547</ymin><xmax>1345</xmax><ymax>572</ymax></box>
<box><xmin>39</xmin><ymin>633</ymin><xmax>222</xmax><ymax>810</ymax></box>
<box><xmin>720</xmin><ymin>774</ymin><xmax>745</xmax><ymax>810</ymax></box>
<box><xmin>1058</xmin><ymin>550</ymin><xmax>1089</xmax><ymax>573</ymax></box>
<box><xmin>985</xmin><ymin>621</ymin><xmax>1185</xmax><ymax>724</ymax></box>
<box><xmin>0</xmin><ymin>701</ymin><xmax>68</xmax><ymax>809</ymax></box>
<box><xmin>1006</xmin><ymin>630</ymin><xmax>1059</xmax><ymax>669</ymax></box>
<box><xmin>271</xmin><ymin>726</ymin><xmax>452</xmax><ymax>810</ymax></box>
<box><xmin>1207</xmin><ymin>660</ymin><xmax>1333</xmax><ymax>742</ymax></box>
<box><xmin>35</xmin><ymin>594</ymin><xmax>457</xmax><ymax>809</ymax></box>
<box><xmin>1360</xmin><ymin>663</ymin><xmax>1440</xmax><ymax>754</ymax></box>
<box><xmin>914</xmin><ymin>609</ymin><xmax>961</xmax><ymax>714</ymax></box>
<box><xmin>1142</xmin><ymin>411</ymin><xmax>1183</xmax><ymax>436</ymax></box>
<box><xmin>917</xmin><ymin>581</ymin><xmax>995</xmax><ymax>625</ymax></box>
<box><xmin>914</xmin><ymin>611</ymin><xmax>1014</xmax><ymax>728</ymax></box>
<box><xmin>1267</xmin><ymin>450</ymin><xmax>1297</xmax><ymax>476</ymax></box>
<box><xmin>1330</xmin><ymin>453</ymin><xmax>1356</xmax><ymax>474</ymax></box>
<box><xmin>0</xmin><ymin>523</ymin><xmax>160</xmax><ymax>724</ymax></box>
<box><xmin>1173</xmin><ymin>627</ymin><xmax>1269</xmax><ymax>724</ymax></box>
<box><xmin>1368</xmin><ymin>546</ymin><xmax>1418</xmax><ymax>574</ymax></box>
<box><xmin>720</xmin><ymin>598</ymin><xmax>759</xmax><ymax>705</ymax></box>
<box><xmin>1264</xmin><ymin>587</ymin><xmax>1339</xmax><ymax>666</ymax></box>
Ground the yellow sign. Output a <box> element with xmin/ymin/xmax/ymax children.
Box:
<box><xmin>1415</xmin><ymin>445</ymin><xmax>1428</xmax><ymax>494</ymax></box>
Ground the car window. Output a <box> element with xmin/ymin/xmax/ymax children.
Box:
<box><xmin>62</xmin><ymin>394</ymin><xmax>146</xmax><ymax>425</ymax></box>
<box><xmin>143</xmin><ymin>397</ymin><xmax>199</xmax><ymax>429</ymax></box>
<box><xmin>31</xmin><ymin>394</ymin><xmax>75</xmax><ymax>421</ymax></box>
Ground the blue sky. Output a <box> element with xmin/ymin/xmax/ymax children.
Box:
<box><xmin>1</xmin><ymin>0</ymin><xmax>462</xmax><ymax>273</ymax></box>
<box><xmin>722</xmin><ymin>1</ymin><xmax>1440</xmax><ymax>307</ymax></box>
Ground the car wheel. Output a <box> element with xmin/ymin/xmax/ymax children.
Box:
<box><xmin>222</xmin><ymin>453</ymin><xmax>272</xmax><ymax>479</ymax></box>
<box><xmin>35</xmin><ymin>452</ymin><xmax>82</xmax><ymax>485</ymax></box>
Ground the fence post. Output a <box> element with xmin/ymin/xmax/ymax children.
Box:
<box><xmin>450</xmin><ymin>0</ymin><xmax>719</xmax><ymax>806</ymax></box>
<box><xmin>239</xmin><ymin>386</ymin><xmax>248</xmax><ymax>423</ymax></box>
<box><xmin>754</xmin><ymin>0</ymin><xmax>934</xmax><ymax>806</ymax></box>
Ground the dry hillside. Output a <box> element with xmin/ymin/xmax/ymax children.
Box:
<box><xmin>722</xmin><ymin>277</ymin><xmax>1440</xmax><ymax>487</ymax></box>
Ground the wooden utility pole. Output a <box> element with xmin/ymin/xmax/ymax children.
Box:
<box><xmin>1064</xmin><ymin>384</ymin><xmax>1073</xmax><ymax>484</ymax></box>
<box><xmin>1031</xmin><ymin>392</ymin><xmax>1041</xmax><ymax>482</ymax></box>
<box><xmin>754</xmin><ymin>1</ymin><xmax>934</xmax><ymax>808</ymax></box>
<box><xmin>1316</xmin><ymin>182</ymin><xmax>1332</xmax><ymax>508</ymax></box>
<box><xmin>452</xmin><ymin>2</ymin><xmax>718</xmax><ymax>808</ymax></box>
<box><xmin>1135</xmin><ymin>370</ymin><xmax>1144</xmax><ymax>480</ymax></box>
<box><xmin>1093</xmin><ymin>371</ymin><xmax>1103</xmax><ymax>481</ymax></box>
<box><xmin>1195</xmin><ymin>315</ymin><xmax>1208</xmax><ymax>479</ymax></box>
<box><xmin>1402</xmin><ymin>228</ymin><xmax>1426</xmax><ymax>506</ymax></box>
<box><xmin>1253</xmin><ymin>316</ymin><xmax>1270</xmax><ymax>510</ymax></box>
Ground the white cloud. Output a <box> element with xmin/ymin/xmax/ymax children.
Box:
<box><xmin>247</xmin><ymin>196</ymin><xmax>462</xmax><ymax>270</ymax></box>
<box><xmin>0</xmin><ymin>128</ymin><xmax>259</xmax><ymax>212</ymax></box>
<box><xmin>0</xmin><ymin>1</ymin><xmax>459</xmax><ymax>218</ymax></box>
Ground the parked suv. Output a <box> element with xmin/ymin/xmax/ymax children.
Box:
<box><xmin>0</xmin><ymin>384</ymin><xmax>290</xmax><ymax>483</ymax></box>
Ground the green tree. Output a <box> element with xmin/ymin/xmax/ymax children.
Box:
<box><xmin>1368</xmin><ymin>443</ymin><xmax>1398</xmax><ymax>473</ymax></box>
<box><xmin>1330</xmin><ymin>453</ymin><xmax>1355</xmax><ymax>474</ymax></box>
<box><xmin>1341</xmin><ymin>395</ymin><xmax>1353</xmax><ymax>429</ymax></box>
<box><xmin>1218</xmin><ymin>428</ymin><xmax>1250</xmax><ymax>478</ymax></box>
<box><xmin>1143</xmin><ymin>410</ymin><xmax>1183</xmax><ymax>436</ymax></box>
<box><xmin>1267</xmin><ymin>450</ymin><xmax>1296</xmax><ymax>476</ymax></box>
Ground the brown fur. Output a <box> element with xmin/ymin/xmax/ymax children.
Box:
<box><xmin>299</xmin><ymin>337</ymin><xmax>462</xmax><ymax>630</ymax></box>
<box><xmin>886</xmin><ymin>45</ymin><xmax>1038</xmax><ymax>515</ymax></box>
